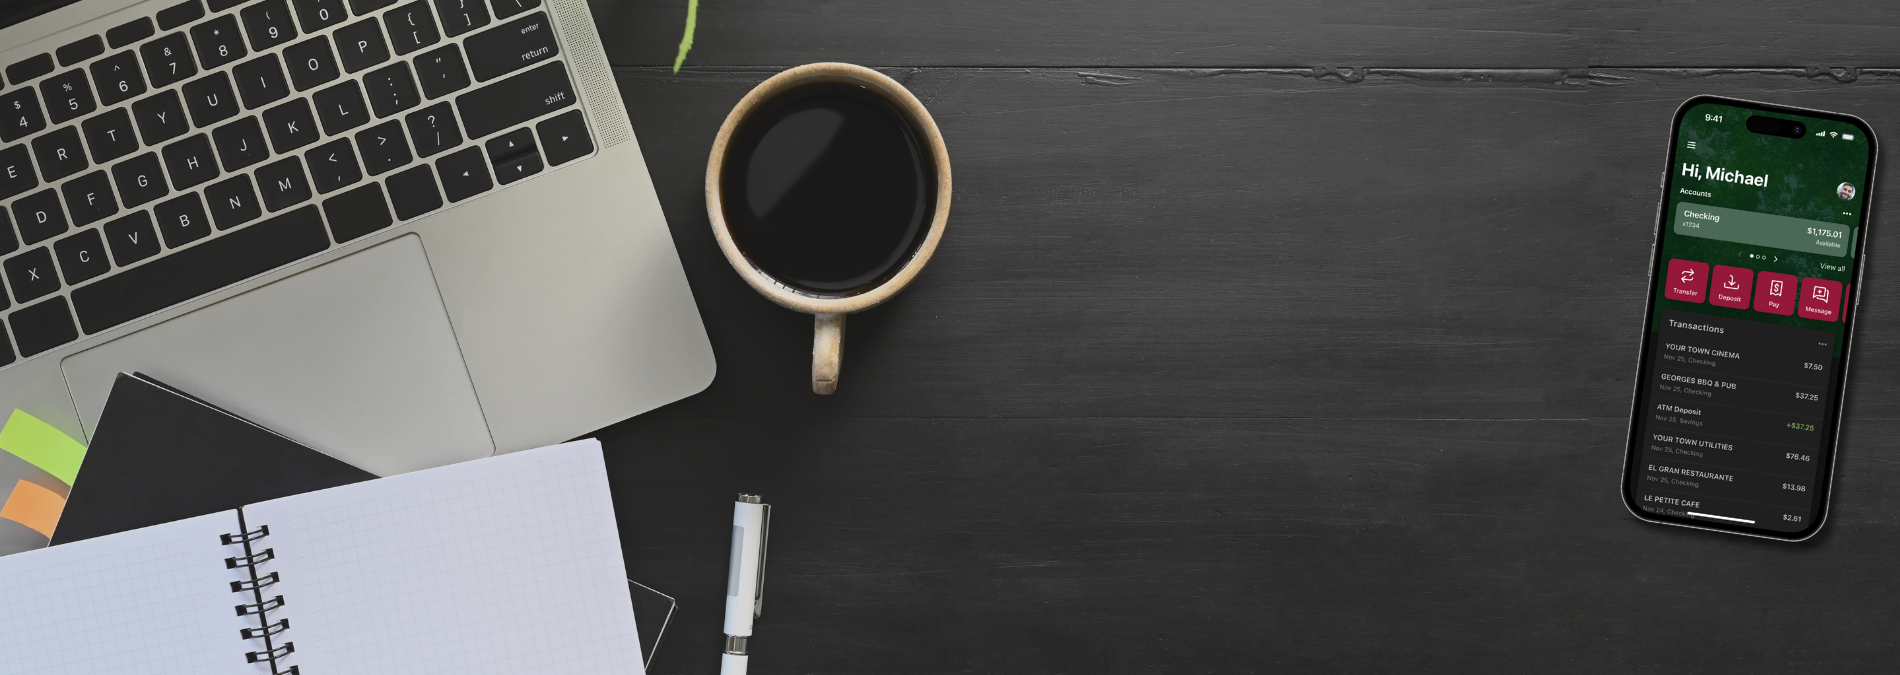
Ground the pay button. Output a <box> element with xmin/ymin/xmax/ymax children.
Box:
<box><xmin>1665</xmin><ymin>259</ymin><xmax>1709</xmax><ymax>303</ymax></box>
<box><xmin>1754</xmin><ymin>271</ymin><xmax>1797</xmax><ymax>316</ymax></box>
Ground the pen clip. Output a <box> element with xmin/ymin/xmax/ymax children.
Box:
<box><xmin>754</xmin><ymin>503</ymin><xmax>769</xmax><ymax>620</ymax></box>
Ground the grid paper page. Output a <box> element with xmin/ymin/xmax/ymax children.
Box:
<box><xmin>0</xmin><ymin>511</ymin><xmax>253</xmax><ymax>675</ymax></box>
<box><xmin>245</xmin><ymin>439</ymin><xmax>643</xmax><ymax>675</ymax></box>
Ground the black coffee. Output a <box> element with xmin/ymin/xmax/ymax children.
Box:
<box><xmin>721</xmin><ymin>82</ymin><xmax>936</xmax><ymax>296</ymax></box>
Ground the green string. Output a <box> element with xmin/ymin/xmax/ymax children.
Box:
<box><xmin>673</xmin><ymin>0</ymin><xmax>698</xmax><ymax>74</ymax></box>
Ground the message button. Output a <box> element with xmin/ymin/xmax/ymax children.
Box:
<box><xmin>1799</xmin><ymin>278</ymin><xmax>1842</xmax><ymax>322</ymax></box>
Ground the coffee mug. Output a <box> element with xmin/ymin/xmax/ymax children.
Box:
<box><xmin>706</xmin><ymin>63</ymin><xmax>952</xmax><ymax>394</ymax></box>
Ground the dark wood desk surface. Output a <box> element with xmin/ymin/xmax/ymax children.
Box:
<box><xmin>587</xmin><ymin>3</ymin><xmax>1900</xmax><ymax>672</ymax></box>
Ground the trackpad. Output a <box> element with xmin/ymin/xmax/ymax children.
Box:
<box><xmin>62</xmin><ymin>235</ymin><xmax>494</xmax><ymax>476</ymax></box>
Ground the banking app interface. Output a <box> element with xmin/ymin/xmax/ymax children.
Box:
<box><xmin>1631</xmin><ymin>103</ymin><xmax>1870</xmax><ymax>534</ymax></box>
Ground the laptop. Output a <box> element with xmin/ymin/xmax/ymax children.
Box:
<box><xmin>0</xmin><ymin>0</ymin><xmax>714</xmax><ymax>475</ymax></box>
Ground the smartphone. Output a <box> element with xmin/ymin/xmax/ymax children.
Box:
<box><xmin>1623</xmin><ymin>96</ymin><xmax>1876</xmax><ymax>541</ymax></box>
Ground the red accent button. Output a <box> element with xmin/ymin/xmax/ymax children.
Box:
<box><xmin>1800</xmin><ymin>278</ymin><xmax>1843</xmax><ymax>322</ymax></box>
<box><xmin>1709</xmin><ymin>265</ymin><xmax>1752</xmax><ymax>309</ymax></box>
<box><xmin>1754</xmin><ymin>271</ymin><xmax>1797</xmax><ymax>316</ymax></box>
<box><xmin>1665</xmin><ymin>259</ymin><xmax>1708</xmax><ymax>303</ymax></box>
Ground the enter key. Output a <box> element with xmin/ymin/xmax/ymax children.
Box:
<box><xmin>464</xmin><ymin>11</ymin><xmax>560</xmax><ymax>82</ymax></box>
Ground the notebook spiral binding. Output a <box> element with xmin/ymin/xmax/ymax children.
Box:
<box><xmin>222</xmin><ymin>522</ymin><xmax>299</xmax><ymax>675</ymax></box>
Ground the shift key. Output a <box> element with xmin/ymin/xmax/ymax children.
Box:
<box><xmin>455</xmin><ymin>60</ymin><xmax>574</xmax><ymax>139</ymax></box>
<box><xmin>463</xmin><ymin>12</ymin><xmax>559</xmax><ymax>82</ymax></box>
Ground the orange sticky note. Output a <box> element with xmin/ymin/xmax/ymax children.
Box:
<box><xmin>0</xmin><ymin>479</ymin><xmax>64</xmax><ymax>538</ymax></box>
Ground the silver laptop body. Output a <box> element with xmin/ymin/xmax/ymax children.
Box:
<box><xmin>0</xmin><ymin>0</ymin><xmax>714</xmax><ymax>474</ymax></box>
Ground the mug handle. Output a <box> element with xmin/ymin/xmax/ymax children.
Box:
<box><xmin>812</xmin><ymin>313</ymin><xmax>846</xmax><ymax>394</ymax></box>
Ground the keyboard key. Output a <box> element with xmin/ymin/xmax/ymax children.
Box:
<box><xmin>535</xmin><ymin>109</ymin><xmax>590</xmax><ymax>166</ymax></box>
<box><xmin>0</xmin><ymin>88</ymin><xmax>45</xmax><ymax>141</ymax></box>
<box><xmin>111</xmin><ymin>152</ymin><xmax>170</xmax><ymax>207</ymax></box>
<box><xmin>5</xmin><ymin>247</ymin><xmax>60</xmax><ymax>302</ymax></box>
<box><xmin>155</xmin><ymin>0</ymin><xmax>204</xmax><ymax>31</ymax></box>
<box><xmin>490</xmin><ymin>147</ymin><xmax>539</xmax><ymax>184</ymax></box>
<box><xmin>209</xmin><ymin>0</ymin><xmax>246</xmax><ymax>11</ymax></box>
<box><xmin>72</xmin><ymin>205</ymin><xmax>329</xmax><ymax>334</ymax></box>
<box><xmin>335</xmin><ymin>19</ymin><xmax>391</xmax><ymax>74</ymax></box>
<box><xmin>161</xmin><ymin>133</ymin><xmax>219</xmax><ymax>189</ymax></box>
<box><xmin>6</xmin><ymin>54</ymin><xmax>53</xmax><ymax>85</ymax></box>
<box><xmin>241</xmin><ymin>0</ymin><xmax>300</xmax><ymax>52</ymax></box>
<box><xmin>355</xmin><ymin>120</ymin><xmax>410</xmax><ymax>175</ymax></box>
<box><xmin>385</xmin><ymin>163</ymin><xmax>439</xmax><ymax>219</ymax></box>
<box><xmin>233</xmin><ymin>54</ymin><xmax>290</xmax><ymax>109</ymax></box>
<box><xmin>284</xmin><ymin>36</ymin><xmax>340</xmax><ymax>91</ymax></box>
<box><xmin>484</xmin><ymin>127</ymin><xmax>531</xmax><ymax>161</ymax></box>
<box><xmin>489</xmin><ymin>0</ymin><xmax>538</xmax><ymax>21</ymax></box>
<box><xmin>41</xmin><ymin>70</ymin><xmax>97</xmax><ymax>125</ymax></box>
<box><xmin>12</xmin><ymin>190</ymin><xmax>66</xmax><ymax>244</ymax></box>
<box><xmin>131</xmin><ymin>90</ymin><xmax>189</xmax><ymax>144</ymax></box>
<box><xmin>313</xmin><ymin>80</ymin><xmax>368</xmax><ymax>134</ymax></box>
<box><xmin>363</xmin><ymin>62</ymin><xmax>419</xmax><ymax>117</ymax></box>
<box><xmin>89</xmin><ymin>52</ymin><xmax>146</xmax><ymax>107</ymax></box>
<box><xmin>153</xmin><ymin>192</ymin><xmax>209</xmax><ymax>247</ymax></box>
<box><xmin>191</xmin><ymin>15</ymin><xmax>247</xmax><ymax>70</ymax></box>
<box><xmin>404</xmin><ymin>102</ymin><xmax>459</xmax><ymax>157</ymax></box>
<box><xmin>434</xmin><ymin>146</ymin><xmax>488</xmax><ymax>202</ymax></box>
<box><xmin>465</xmin><ymin>12</ymin><xmax>556</xmax><ymax>82</ymax></box>
<box><xmin>53</xmin><ymin>228</ymin><xmax>110</xmax><ymax>284</ymax></box>
<box><xmin>350</xmin><ymin>0</ymin><xmax>397</xmax><ymax>14</ymax></box>
<box><xmin>432</xmin><ymin>0</ymin><xmax>488</xmax><ymax>37</ymax></box>
<box><xmin>182</xmin><ymin>72</ymin><xmax>238</xmax><ymax>127</ymax></box>
<box><xmin>103</xmin><ymin>212</ymin><xmax>160</xmax><ymax>266</ymax></box>
<box><xmin>384</xmin><ymin>1</ymin><xmax>440</xmax><ymax>56</ymax></box>
<box><xmin>82</xmin><ymin>107</ymin><xmax>140</xmax><ymax>162</ymax></box>
<box><xmin>11</xmin><ymin>296</ymin><xmax>76</xmax><ymax>355</ymax></box>
<box><xmin>412</xmin><ymin>45</ymin><xmax>468</xmax><ymax>100</ymax></box>
<box><xmin>291</xmin><ymin>0</ymin><xmax>348</xmax><ymax>32</ymax></box>
<box><xmin>60</xmin><ymin>171</ymin><xmax>118</xmax><ymax>227</ymax></box>
<box><xmin>103</xmin><ymin>211</ymin><xmax>161</xmax><ymax>265</ymax></box>
<box><xmin>139</xmin><ymin>32</ymin><xmax>196</xmax><ymax>88</ymax></box>
<box><xmin>205</xmin><ymin>174</ymin><xmax>262</xmax><ymax>228</ymax></box>
<box><xmin>262</xmin><ymin>99</ymin><xmax>320</xmax><ymax>152</ymax></box>
<box><xmin>455</xmin><ymin>60</ymin><xmax>573</xmax><ymax>139</ymax></box>
<box><xmin>106</xmin><ymin>17</ymin><xmax>156</xmax><ymax>49</ymax></box>
<box><xmin>255</xmin><ymin>156</ymin><xmax>311</xmax><ymax>211</ymax></box>
<box><xmin>32</xmin><ymin>126</ymin><xmax>88</xmax><ymax>181</ymax></box>
<box><xmin>0</xmin><ymin>211</ymin><xmax>17</xmax><ymax>256</ymax></box>
<box><xmin>0</xmin><ymin>145</ymin><xmax>35</xmax><ymax>199</ymax></box>
<box><xmin>56</xmin><ymin>36</ymin><xmax>105</xmax><ymax>67</ymax></box>
<box><xmin>213</xmin><ymin>116</ymin><xmax>270</xmax><ymax>170</ymax></box>
<box><xmin>306</xmin><ymin>138</ymin><xmax>360</xmax><ymax>193</ymax></box>
<box><xmin>323</xmin><ymin>182</ymin><xmax>391</xmax><ymax>242</ymax></box>
<box><xmin>0</xmin><ymin>323</ymin><xmax>13</xmax><ymax>363</ymax></box>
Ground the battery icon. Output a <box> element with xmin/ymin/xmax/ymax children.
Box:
<box><xmin>1844</xmin><ymin>133</ymin><xmax>1856</xmax><ymax>141</ymax></box>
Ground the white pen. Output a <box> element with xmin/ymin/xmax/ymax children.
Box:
<box><xmin>722</xmin><ymin>494</ymin><xmax>770</xmax><ymax>675</ymax></box>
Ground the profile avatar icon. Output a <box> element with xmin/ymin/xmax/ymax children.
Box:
<box><xmin>1839</xmin><ymin>182</ymin><xmax>1857</xmax><ymax>201</ymax></box>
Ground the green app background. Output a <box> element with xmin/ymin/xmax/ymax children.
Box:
<box><xmin>1654</xmin><ymin>102</ymin><xmax>1871</xmax><ymax>356</ymax></box>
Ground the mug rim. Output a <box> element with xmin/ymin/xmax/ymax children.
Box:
<box><xmin>705</xmin><ymin>62</ymin><xmax>953</xmax><ymax>315</ymax></box>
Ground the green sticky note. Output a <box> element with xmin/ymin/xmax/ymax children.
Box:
<box><xmin>0</xmin><ymin>410</ymin><xmax>85</xmax><ymax>486</ymax></box>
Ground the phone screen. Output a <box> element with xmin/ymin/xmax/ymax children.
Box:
<box><xmin>1624</xmin><ymin>98</ymin><xmax>1876</xmax><ymax>540</ymax></box>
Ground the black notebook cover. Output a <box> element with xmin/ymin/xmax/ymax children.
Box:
<box><xmin>51</xmin><ymin>372</ymin><xmax>376</xmax><ymax>545</ymax></box>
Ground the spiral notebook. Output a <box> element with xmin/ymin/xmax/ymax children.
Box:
<box><xmin>0</xmin><ymin>439</ymin><xmax>645</xmax><ymax>675</ymax></box>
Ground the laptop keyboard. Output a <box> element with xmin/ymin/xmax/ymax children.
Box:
<box><xmin>0</xmin><ymin>0</ymin><xmax>597</xmax><ymax>364</ymax></box>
